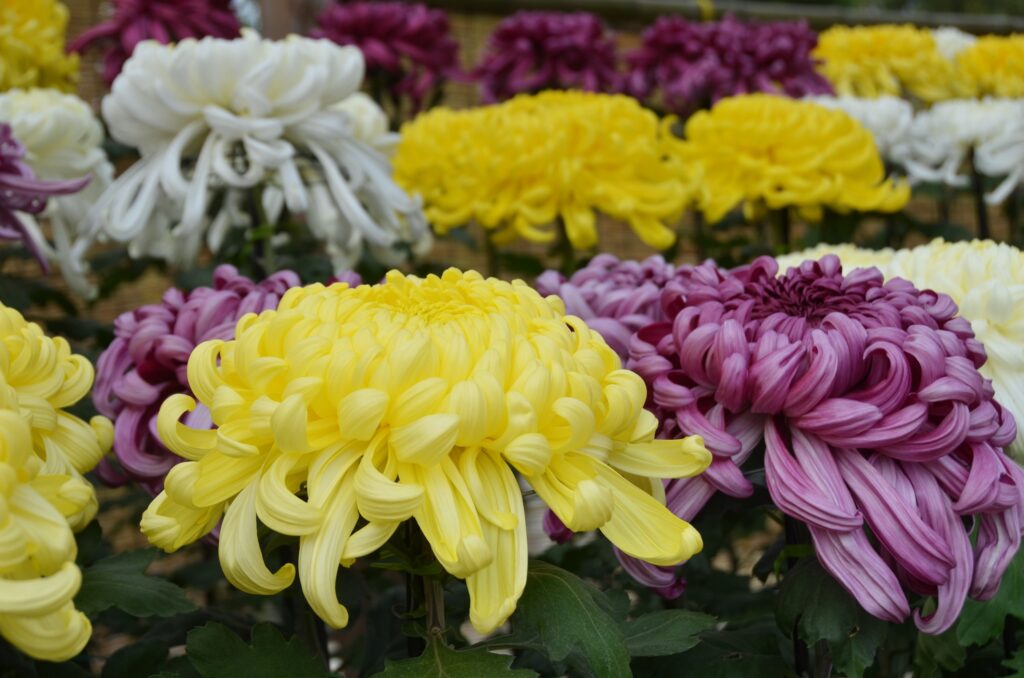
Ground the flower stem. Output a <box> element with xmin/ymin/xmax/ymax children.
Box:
<box><xmin>784</xmin><ymin>515</ymin><xmax>812</xmax><ymax>677</ymax></box>
<box><xmin>484</xmin><ymin>228</ymin><xmax>500</xmax><ymax>278</ymax></box>
<box><xmin>692</xmin><ymin>210</ymin><xmax>705</xmax><ymax>260</ymax></box>
<box><xmin>969</xmin><ymin>149</ymin><xmax>990</xmax><ymax>240</ymax></box>
<box><xmin>287</xmin><ymin>544</ymin><xmax>329</xmax><ymax>669</ymax></box>
<box><xmin>775</xmin><ymin>208</ymin><xmax>791</xmax><ymax>252</ymax></box>
<box><xmin>554</xmin><ymin>217</ymin><xmax>575</xmax><ymax>275</ymax></box>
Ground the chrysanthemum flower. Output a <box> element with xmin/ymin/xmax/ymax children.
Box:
<box><xmin>81</xmin><ymin>31</ymin><xmax>429</xmax><ymax>274</ymax></box>
<box><xmin>804</xmin><ymin>95</ymin><xmax>915</xmax><ymax>171</ymax></box>
<box><xmin>535</xmin><ymin>254</ymin><xmax>678</xmax><ymax>359</ymax></box>
<box><xmin>814</xmin><ymin>24</ymin><xmax>965</xmax><ymax>102</ymax></box>
<box><xmin>626</xmin><ymin>15</ymin><xmax>832</xmax><ymax>116</ymax></box>
<box><xmin>311</xmin><ymin>1</ymin><xmax>459</xmax><ymax>115</ymax></box>
<box><xmin>627</xmin><ymin>256</ymin><xmax>1021</xmax><ymax>633</ymax></box>
<box><xmin>394</xmin><ymin>91</ymin><xmax>688</xmax><ymax>250</ymax></box>
<box><xmin>665</xmin><ymin>94</ymin><xmax>909</xmax><ymax>224</ymax></box>
<box><xmin>778</xmin><ymin>239</ymin><xmax>1024</xmax><ymax>462</ymax></box>
<box><xmin>931</xmin><ymin>27</ymin><xmax>977</xmax><ymax>62</ymax></box>
<box><xmin>956</xmin><ymin>35</ymin><xmax>1024</xmax><ymax>98</ymax></box>
<box><xmin>475</xmin><ymin>12</ymin><xmax>621</xmax><ymax>103</ymax></box>
<box><xmin>0</xmin><ymin>301</ymin><xmax>113</xmax><ymax>661</ymax></box>
<box><xmin>0</xmin><ymin>123</ymin><xmax>89</xmax><ymax>271</ymax></box>
<box><xmin>0</xmin><ymin>0</ymin><xmax>78</xmax><ymax>92</ymax></box>
<box><xmin>0</xmin><ymin>89</ymin><xmax>113</xmax><ymax>297</ymax></box>
<box><xmin>93</xmin><ymin>265</ymin><xmax>315</xmax><ymax>495</ymax></box>
<box><xmin>142</xmin><ymin>269</ymin><xmax>711</xmax><ymax>633</ymax></box>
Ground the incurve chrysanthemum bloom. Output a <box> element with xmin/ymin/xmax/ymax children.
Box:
<box><xmin>81</xmin><ymin>31</ymin><xmax>429</xmax><ymax>274</ymax></box>
<box><xmin>93</xmin><ymin>265</ymin><xmax>315</xmax><ymax>495</ymax></box>
<box><xmin>814</xmin><ymin>24</ymin><xmax>965</xmax><ymax>102</ymax></box>
<box><xmin>0</xmin><ymin>0</ymin><xmax>78</xmax><ymax>92</ymax></box>
<box><xmin>475</xmin><ymin>12</ymin><xmax>621</xmax><ymax>103</ymax></box>
<box><xmin>395</xmin><ymin>91</ymin><xmax>689</xmax><ymax>250</ymax></box>
<box><xmin>903</xmin><ymin>98</ymin><xmax>1024</xmax><ymax>205</ymax></box>
<box><xmin>67</xmin><ymin>0</ymin><xmax>241</xmax><ymax>87</ymax></box>
<box><xmin>311</xmin><ymin>1</ymin><xmax>460</xmax><ymax>115</ymax></box>
<box><xmin>627</xmin><ymin>256</ymin><xmax>1021</xmax><ymax>633</ymax></box>
<box><xmin>666</xmin><ymin>94</ymin><xmax>909</xmax><ymax>224</ymax></box>
<box><xmin>626</xmin><ymin>15</ymin><xmax>832</xmax><ymax>116</ymax></box>
<box><xmin>778</xmin><ymin>239</ymin><xmax>1024</xmax><ymax>462</ymax></box>
<box><xmin>142</xmin><ymin>269</ymin><xmax>711</xmax><ymax>633</ymax></box>
<box><xmin>0</xmin><ymin>89</ymin><xmax>113</xmax><ymax>297</ymax></box>
<box><xmin>956</xmin><ymin>35</ymin><xmax>1024</xmax><ymax>98</ymax></box>
<box><xmin>804</xmin><ymin>95</ymin><xmax>915</xmax><ymax>171</ymax></box>
<box><xmin>535</xmin><ymin>254</ymin><xmax>678</xmax><ymax>359</ymax></box>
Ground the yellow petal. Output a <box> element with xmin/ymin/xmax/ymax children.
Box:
<box><xmin>336</xmin><ymin>388</ymin><xmax>389</xmax><ymax>441</ymax></box>
<box><xmin>606</xmin><ymin>436</ymin><xmax>711</xmax><ymax>479</ymax></box>
<box><xmin>390</xmin><ymin>414</ymin><xmax>459</xmax><ymax>467</ymax></box>
<box><xmin>219</xmin><ymin>482</ymin><xmax>295</xmax><ymax>595</ymax></box>
<box><xmin>157</xmin><ymin>394</ymin><xmax>216</xmax><ymax>461</ymax></box>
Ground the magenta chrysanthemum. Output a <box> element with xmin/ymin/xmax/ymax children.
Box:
<box><xmin>67</xmin><ymin>0</ymin><xmax>241</xmax><ymax>86</ymax></box>
<box><xmin>474</xmin><ymin>11</ymin><xmax>622</xmax><ymax>103</ymax></box>
<box><xmin>92</xmin><ymin>266</ymin><xmax>343</xmax><ymax>494</ymax></box>
<box><xmin>622</xmin><ymin>256</ymin><xmax>1021</xmax><ymax>633</ymax></box>
<box><xmin>310</xmin><ymin>1</ymin><xmax>459</xmax><ymax>113</ymax></box>
<box><xmin>625</xmin><ymin>15</ymin><xmax>832</xmax><ymax>115</ymax></box>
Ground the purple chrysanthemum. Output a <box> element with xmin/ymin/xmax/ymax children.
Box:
<box><xmin>91</xmin><ymin>266</ymin><xmax>356</xmax><ymax>494</ymax></box>
<box><xmin>311</xmin><ymin>1</ymin><xmax>459</xmax><ymax>114</ymax></box>
<box><xmin>536</xmin><ymin>254</ymin><xmax>679</xmax><ymax>359</ymax></box>
<box><xmin>474</xmin><ymin>11</ymin><xmax>622</xmax><ymax>103</ymax></box>
<box><xmin>0</xmin><ymin>124</ymin><xmax>89</xmax><ymax>271</ymax></box>
<box><xmin>625</xmin><ymin>15</ymin><xmax>832</xmax><ymax>115</ymax></box>
<box><xmin>618</xmin><ymin>255</ymin><xmax>1021</xmax><ymax>633</ymax></box>
<box><xmin>67</xmin><ymin>0</ymin><xmax>241</xmax><ymax>86</ymax></box>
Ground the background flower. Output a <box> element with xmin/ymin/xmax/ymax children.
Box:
<box><xmin>956</xmin><ymin>35</ymin><xmax>1024</xmax><ymax>98</ymax></box>
<box><xmin>626</xmin><ymin>15</ymin><xmax>832</xmax><ymax>116</ymax></box>
<box><xmin>311</xmin><ymin>1</ymin><xmax>460</xmax><ymax>116</ymax></box>
<box><xmin>931</xmin><ymin>26</ymin><xmax>977</xmax><ymax>62</ymax></box>
<box><xmin>627</xmin><ymin>256</ymin><xmax>1020</xmax><ymax>633</ymax></box>
<box><xmin>394</xmin><ymin>91</ymin><xmax>689</xmax><ymax>251</ymax></box>
<box><xmin>474</xmin><ymin>11</ymin><xmax>621</xmax><ymax>103</ymax></box>
<box><xmin>805</xmin><ymin>95</ymin><xmax>915</xmax><ymax>171</ymax></box>
<box><xmin>0</xmin><ymin>0</ymin><xmax>78</xmax><ymax>92</ymax></box>
<box><xmin>142</xmin><ymin>270</ymin><xmax>710</xmax><ymax>635</ymax></box>
<box><xmin>68</xmin><ymin>0</ymin><xmax>241</xmax><ymax>87</ymax></box>
<box><xmin>666</xmin><ymin>94</ymin><xmax>909</xmax><ymax>223</ymax></box>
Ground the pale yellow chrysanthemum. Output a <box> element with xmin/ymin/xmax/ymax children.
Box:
<box><xmin>394</xmin><ymin>91</ymin><xmax>690</xmax><ymax>251</ymax></box>
<box><xmin>0</xmin><ymin>0</ymin><xmax>78</xmax><ymax>92</ymax></box>
<box><xmin>777</xmin><ymin>239</ymin><xmax>1024</xmax><ymax>459</ymax></box>
<box><xmin>956</xmin><ymin>35</ymin><xmax>1024</xmax><ymax>98</ymax></box>
<box><xmin>666</xmin><ymin>94</ymin><xmax>909</xmax><ymax>224</ymax></box>
<box><xmin>144</xmin><ymin>270</ymin><xmax>711</xmax><ymax>634</ymax></box>
<box><xmin>814</xmin><ymin>24</ymin><xmax>966</xmax><ymax>102</ymax></box>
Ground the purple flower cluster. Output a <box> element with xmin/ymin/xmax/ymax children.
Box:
<box><xmin>626</xmin><ymin>15</ymin><xmax>832</xmax><ymax>115</ymax></box>
<box><xmin>475</xmin><ymin>11</ymin><xmax>621</xmax><ymax>103</ymax></box>
<box><xmin>0</xmin><ymin>124</ymin><xmax>88</xmax><ymax>271</ymax></box>
<box><xmin>68</xmin><ymin>0</ymin><xmax>241</xmax><ymax>86</ymax></box>
<box><xmin>311</xmin><ymin>1</ymin><xmax>460</xmax><ymax>113</ymax></box>
<box><xmin>93</xmin><ymin>266</ymin><xmax>313</xmax><ymax>494</ymax></box>
<box><xmin>619</xmin><ymin>256</ymin><xmax>1021</xmax><ymax>632</ymax></box>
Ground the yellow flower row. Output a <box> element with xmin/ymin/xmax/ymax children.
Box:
<box><xmin>0</xmin><ymin>0</ymin><xmax>78</xmax><ymax>92</ymax></box>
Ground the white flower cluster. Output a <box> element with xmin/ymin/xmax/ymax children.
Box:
<box><xmin>805</xmin><ymin>95</ymin><xmax>915</xmax><ymax>169</ymax></box>
<box><xmin>79</xmin><ymin>30</ymin><xmax>430</xmax><ymax>278</ymax></box>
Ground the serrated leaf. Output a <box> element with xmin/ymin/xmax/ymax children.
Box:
<box><xmin>914</xmin><ymin>628</ymin><xmax>966</xmax><ymax>677</ymax></box>
<box><xmin>186</xmin><ymin>623</ymin><xmax>330</xmax><ymax>678</ymax></box>
<box><xmin>622</xmin><ymin>610</ymin><xmax>716</xmax><ymax>657</ymax></box>
<box><xmin>102</xmin><ymin>640</ymin><xmax>169</xmax><ymax>678</ymax></box>
<box><xmin>958</xmin><ymin>550</ymin><xmax>1024</xmax><ymax>647</ymax></box>
<box><xmin>378</xmin><ymin>633</ymin><xmax>536</xmax><ymax>677</ymax></box>
<box><xmin>633</xmin><ymin>621</ymin><xmax>787</xmax><ymax>678</ymax></box>
<box><xmin>75</xmin><ymin>549</ymin><xmax>196</xmax><ymax>618</ymax></box>
<box><xmin>1004</xmin><ymin>648</ymin><xmax>1024</xmax><ymax>676</ymax></box>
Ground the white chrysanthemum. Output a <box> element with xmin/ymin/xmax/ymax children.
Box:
<box><xmin>931</xmin><ymin>27</ymin><xmax>977</xmax><ymax>61</ymax></box>
<box><xmin>805</xmin><ymin>95</ymin><xmax>915</xmax><ymax>169</ymax></box>
<box><xmin>778</xmin><ymin>239</ymin><xmax>1024</xmax><ymax>459</ymax></box>
<box><xmin>0</xmin><ymin>88</ymin><xmax>113</xmax><ymax>297</ymax></box>
<box><xmin>904</xmin><ymin>98</ymin><xmax>1024</xmax><ymax>205</ymax></box>
<box><xmin>81</xmin><ymin>31</ymin><xmax>429</xmax><ymax>274</ymax></box>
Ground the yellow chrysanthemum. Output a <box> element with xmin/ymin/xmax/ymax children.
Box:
<box><xmin>814</xmin><ymin>24</ymin><xmax>966</xmax><ymax>102</ymax></box>
<box><xmin>0</xmin><ymin>0</ymin><xmax>78</xmax><ymax>92</ymax></box>
<box><xmin>777</xmin><ymin>239</ymin><xmax>1024</xmax><ymax>459</ymax></box>
<box><xmin>665</xmin><ymin>94</ymin><xmax>909</xmax><ymax>224</ymax></box>
<box><xmin>144</xmin><ymin>270</ymin><xmax>711</xmax><ymax>633</ymax></box>
<box><xmin>956</xmin><ymin>35</ymin><xmax>1024</xmax><ymax>98</ymax></box>
<box><xmin>393</xmin><ymin>91</ymin><xmax>690</xmax><ymax>251</ymax></box>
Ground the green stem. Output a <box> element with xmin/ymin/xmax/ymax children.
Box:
<box><xmin>969</xmin><ymin>149</ymin><xmax>990</xmax><ymax>240</ymax></box>
<box><xmin>785</xmin><ymin>516</ymin><xmax>812</xmax><ymax>677</ymax></box>
<box><xmin>775</xmin><ymin>208</ymin><xmax>791</xmax><ymax>251</ymax></box>
<box><xmin>554</xmin><ymin>217</ymin><xmax>575</xmax><ymax>275</ymax></box>
<box><xmin>692</xmin><ymin>210</ymin><xmax>705</xmax><ymax>261</ymax></box>
<box><xmin>249</xmin><ymin>186</ymin><xmax>274</xmax><ymax>277</ymax></box>
<box><xmin>484</xmin><ymin>228</ymin><xmax>500</xmax><ymax>278</ymax></box>
<box><xmin>291</xmin><ymin>590</ymin><xmax>330</xmax><ymax>670</ymax></box>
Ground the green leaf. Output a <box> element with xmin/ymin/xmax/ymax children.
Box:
<box><xmin>102</xmin><ymin>640</ymin><xmax>169</xmax><ymax>678</ymax></box>
<box><xmin>1004</xmin><ymin>648</ymin><xmax>1024</xmax><ymax>677</ymax></box>
<box><xmin>958</xmin><ymin>550</ymin><xmax>1024</xmax><ymax>647</ymax></box>
<box><xmin>633</xmin><ymin>621</ymin><xmax>787</xmax><ymax>678</ymax></box>
<box><xmin>622</xmin><ymin>610</ymin><xmax>716</xmax><ymax>657</ymax></box>
<box><xmin>74</xmin><ymin>549</ymin><xmax>196</xmax><ymax>618</ymax></box>
<box><xmin>914</xmin><ymin>628</ymin><xmax>966</xmax><ymax>677</ymax></box>
<box><xmin>186</xmin><ymin>623</ymin><xmax>331</xmax><ymax>678</ymax></box>
<box><xmin>776</xmin><ymin>558</ymin><xmax>887</xmax><ymax>678</ymax></box>
<box><xmin>378</xmin><ymin>633</ymin><xmax>536</xmax><ymax>677</ymax></box>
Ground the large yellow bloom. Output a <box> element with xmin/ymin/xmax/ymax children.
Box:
<box><xmin>0</xmin><ymin>0</ymin><xmax>78</xmax><ymax>92</ymax></box>
<box><xmin>0</xmin><ymin>303</ymin><xmax>113</xmax><ymax>661</ymax></box>
<box><xmin>956</xmin><ymin>35</ymin><xmax>1024</xmax><ymax>98</ymax></box>
<box><xmin>777</xmin><ymin>239</ymin><xmax>1024</xmax><ymax>459</ymax></box>
<box><xmin>665</xmin><ymin>94</ymin><xmax>909</xmax><ymax>224</ymax></box>
<box><xmin>814</xmin><ymin>24</ymin><xmax>965</xmax><ymax>102</ymax></box>
<box><xmin>393</xmin><ymin>91</ymin><xmax>690</xmax><ymax>251</ymax></box>
<box><xmin>144</xmin><ymin>270</ymin><xmax>710</xmax><ymax>633</ymax></box>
